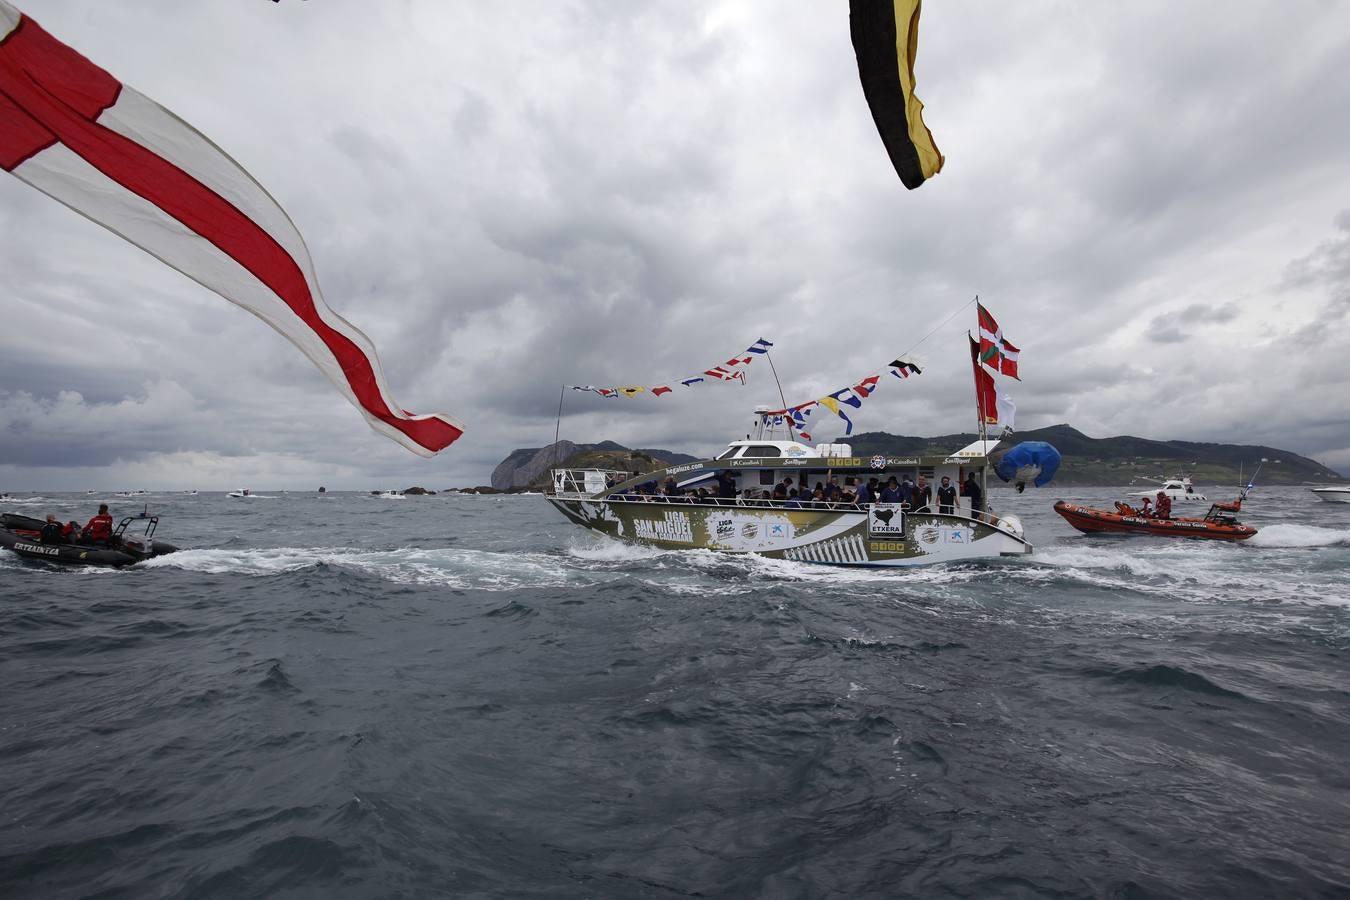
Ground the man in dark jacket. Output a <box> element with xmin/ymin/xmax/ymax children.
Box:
<box><xmin>963</xmin><ymin>472</ymin><xmax>984</xmax><ymax>520</ymax></box>
<box><xmin>40</xmin><ymin>514</ymin><xmax>64</xmax><ymax>544</ymax></box>
<box><xmin>912</xmin><ymin>477</ymin><xmax>932</xmax><ymax>512</ymax></box>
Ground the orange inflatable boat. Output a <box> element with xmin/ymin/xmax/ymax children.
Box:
<box><xmin>1053</xmin><ymin>499</ymin><xmax>1257</xmax><ymax>541</ymax></box>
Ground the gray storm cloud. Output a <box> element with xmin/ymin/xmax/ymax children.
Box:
<box><xmin>4</xmin><ymin>1</ymin><xmax>1350</xmax><ymax>488</ymax></box>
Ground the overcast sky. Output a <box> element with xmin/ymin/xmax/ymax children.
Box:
<box><xmin>4</xmin><ymin>1</ymin><xmax>1350</xmax><ymax>490</ymax></box>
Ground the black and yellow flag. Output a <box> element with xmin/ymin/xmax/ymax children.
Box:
<box><xmin>849</xmin><ymin>0</ymin><xmax>944</xmax><ymax>190</ymax></box>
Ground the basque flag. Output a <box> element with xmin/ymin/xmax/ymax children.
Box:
<box><xmin>0</xmin><ymin>3</ymin><xmax>463</xmax><ymax>456</ymax></box>
<box><xmin>977</xmin><ymin>302</ymin><xmax>1021</xmax><ymax>380</ymax></box>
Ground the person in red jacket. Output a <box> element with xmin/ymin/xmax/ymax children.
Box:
<box><xmin>1154</xmin><ymin>491</ymin><xmax>1172</xmax><ymax>520</ymax></box>
<box><xmin>83</xmin><ymin>503</ymin><xmax>114</xmax><ymax>544</ymax></box>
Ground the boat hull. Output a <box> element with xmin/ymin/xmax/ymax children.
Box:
<box><xmin>547</xmin><ymin>497</ymin><xmax>1032</xmax><ymax>566</ymax></box>
<box><xmin>1311</xmin><ymin>488</ymin><xmax>1350</xmax><ymax>503</ymax></box>
<box><xmin>1053</xmin><ymin>501</ymin><xmax>1256</xmax><ymax>541</ymax></box>
<box><xmin>0</xmin><ymin>514</ymin><xmax>179</xmax><ymax>567</ymax></box>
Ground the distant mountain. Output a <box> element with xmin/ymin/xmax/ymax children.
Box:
<box><xmin>849</xmin><ymin>424</ymin><xmax>1342</xmax><ymax>486</ymax></box>
<box><xmin>491</xmin><ymin>426</ymin><xmax>1340</xmax><ymax>490</ymax></box>
<box><xmin>490</xmin><ymin>441</ymin><xmax>698</xmax><ymax>490</ymax></box>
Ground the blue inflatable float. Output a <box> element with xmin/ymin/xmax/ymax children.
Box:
<box><xmin>994</xmin><ymin>441</ymin><xmax>1061</xmax><ymax>491</ymax></box>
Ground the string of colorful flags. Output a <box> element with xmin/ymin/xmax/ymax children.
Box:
<box><xmin>760</xmin><ymin>358</ymin><xmax>923</xmax><ymax>441</ymax></box>
<box><xmin>569</xmin><ymin>338</ymin><xmax>774</xmax><ymax>399</ymax></box>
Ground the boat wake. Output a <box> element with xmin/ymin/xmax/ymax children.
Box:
<box><xmin>1024</xmin><ymin>537</ymin><xmax>1350</xmax><ymax>609</ymax></box>
<box><xmin>566</xmin><ymin>535</ymin><xmax>1005</xmax><ymax>596</ymax></box>
<box><xmin>141</xmin><ymin>545</ymin><xmax>593</xmax><ymax>591</ymax></box>
<box><xmin>1247</xmin><ymin>524</ymin><xmax>1350</xmax><ymax>549</ymax></box>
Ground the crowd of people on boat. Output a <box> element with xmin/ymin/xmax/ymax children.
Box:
<box><xmin>35</xmin><ymin>503</ymin><xmax>116</xmax><ymax>546</ymax></box>
<box><xmin>603</xmin><ymin>470</ymin><xmax>987</xmax><ymax>518</ymax></box>
<box><xmin>1114</xmin><ymin>491</ymin><xmax>1173</xmax><ymax>520</ymax></box>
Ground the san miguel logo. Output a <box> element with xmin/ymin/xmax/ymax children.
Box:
<box><xmin>634</xmin><ymin>511</ymin><xmax>695</xmax><ymax>543</ymax></box>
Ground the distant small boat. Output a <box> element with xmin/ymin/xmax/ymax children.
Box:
<box><xmin>226</xmin><ymin>489</ymin><xmax>251</xmax><ymax>498</ymax></box>
<box><xmin>1134</xmin><ymin>475</ymin><xmax>1206</xmax><ymax>503</ymax></box>
<box><xmin>183</xmin><ymin>490</ymin><xmax>198</xmax><ymax>495</ymax></box>
<box><xmin>1311</xmin><ymin>487</ymin><xmax>1350</xmax><ymax>504</ymax></box>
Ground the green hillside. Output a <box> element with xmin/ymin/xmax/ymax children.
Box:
<box><xmin>849</xmin><ymin>424</ymin><xmax>1342</xmax><ymax>486</ymax></box>
<box><xmin>507</xmin><ymin>425</ymin><xmax>1342</xmax><ymax>490</ymax></box>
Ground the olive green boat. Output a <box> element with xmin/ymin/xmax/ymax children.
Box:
<box><xmin>546</xmin><ymin>411</ymin><xmax>1030</xmax><ymax>567</ymax></box>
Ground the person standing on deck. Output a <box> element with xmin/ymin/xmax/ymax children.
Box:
<box><xmin>963</xmin><ymin>472</ymin><xmax>984</xmax><ymax>521</ymax></box>
<box><xmin>912</xmin><ymin>477</ymin><xmax>933</xmax><ymax>513</ymax></box>
<box><xmin>854</xmin><ymin>478</ymin><xmax>874</xmax><ymax>505</ymax></box>
<box><xmin>879</xmin><ymin>477</ymin><xmax>903</xmax><ymax>503</ymax></box>
<box><xmin>936</xmin><ymin>476</ymin><xmax>958</xmax><ymax>514</ymax></box>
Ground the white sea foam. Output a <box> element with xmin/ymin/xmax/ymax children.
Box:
<box><xmin>1020</xmin><ymin>534</ymin><xmax>1350</xmax><ymax>609</ymax></box>
<box><xmin>141</xmin><ymin>545</ymin><xmax>584</xmax><ymax>591</ymax></box>
<box><xmin>566</xmin><ymin>540</ymin><xmax>672</xmax><ymax>563</ymax></box>
<box><xmin>1247</xmin><ymin>524</ymin><xmax>1350</xmax><ymax>549</ymax></box>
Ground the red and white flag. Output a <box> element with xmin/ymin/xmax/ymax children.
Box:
<box><xmin>968</xmin><ymin>335</ymin><xmax>999</xmax><ymax>426</ymax></box>
<box><xmin>0</xmin><ymin>3</ymin><xmax>463</xmax><ymax>456</ymax></box>
<box><xmin>977</xmin><ymin>302</ymin><xmax>1021</xmax><ymax>380</ymax></box>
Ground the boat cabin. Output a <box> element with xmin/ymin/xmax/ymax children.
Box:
<box><xmin>551</xmin><ymin>435</ymin><xmax>999</xmax><ymax>521</ymax></box>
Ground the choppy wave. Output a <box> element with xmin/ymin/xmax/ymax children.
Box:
<box><xmin>1015</xmin><ymin>538</ymin><xmax>1350</xmax><ymax>608</ymax></box>
<box><xmin>3</xmin><ymin>487</ymin><xmax>1349</xmax><ymax>898</ymax></box>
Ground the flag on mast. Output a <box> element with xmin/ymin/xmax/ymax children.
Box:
<box><xmin>969</xmin><ymin>334</ymin><xmax>999</xmax><ymax>427</ymax></box>
<box><xmin>977</xmin><ymin>302</ymin><xmax>1021</xmax><ymax>379</ymax></box>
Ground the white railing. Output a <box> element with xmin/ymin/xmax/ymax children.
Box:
<box><xmin>550</xmin><ymin>468</ymin><xmax>632</xmax><ymax>498</ymax></box>
<box><xmin>549</xmin><ymin>467</ymin><xmax>993</xmax><ymax>521</ymax></box>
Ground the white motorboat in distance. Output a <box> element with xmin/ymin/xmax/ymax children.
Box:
<box><xmin>1311</xmin><ymin>487</ymin><xmax>1350</xmax><ymax>503</ymax></box>
<box><xmin>1134</xmin><ymin>475</ymin><xmax>1206</xmax><ymax>503</ymax></box>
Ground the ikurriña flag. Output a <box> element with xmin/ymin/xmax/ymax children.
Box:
<box><xmin>977</xmin><ymin>302</ymin><xmax>1021</xmax><ymax>379</ymax></box>
<box><xmin>0</xmin><ymin>3</ymin><xmax>463</xmax><ymax>456</ymax></box>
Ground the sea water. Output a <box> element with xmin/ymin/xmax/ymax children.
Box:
<box><xmin>1</xmin><ymin>487</ymin><xmax>1347</xmax><ymax>897</ymax></box>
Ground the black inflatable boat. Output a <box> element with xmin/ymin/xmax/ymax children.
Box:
<box><xmin>0</xmin><ymin>512</ymin><xmax>180</xmax><ymax>568</ymax></box>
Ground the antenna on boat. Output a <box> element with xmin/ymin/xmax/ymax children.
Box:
<box><xmin>553</xmin><ymin>383</ymin><xmax>565</xmax><ymax>449</ymax></box>
<box><xmin>763</xmin><ymin>350</ymin><xmax>794</xmax><ymax>439</ymax></box>
<box><xmin>1240</xmin><ymin>458</ymin><xmax>1268</xmax><ymax>500</ymax></box>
